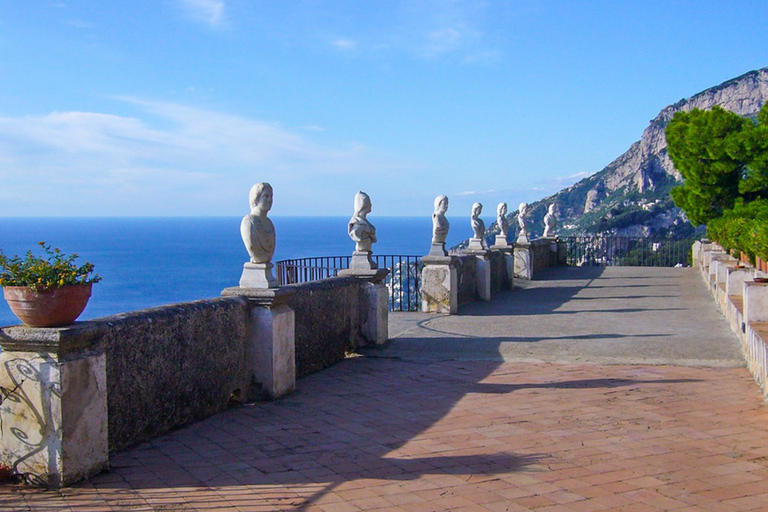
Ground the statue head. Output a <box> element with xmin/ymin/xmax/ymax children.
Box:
<box><xmin>354</xmin><ymin>191</ymin><xmax>372</xmax><ymax>217</ymax></box>
<box><xmin>249</xmin><ymin>182</ymin><xmax>273</xmax><ymax>214</ymax></box>
<box><xmin>471</xmin><ymin>202</ymin><xmax>483</xmax><ymax>218</ymax></box>
<box><xmin>519</xmin><ymin>202</ymin><xmax>528</xmax><ymax>216</ymax></box>
<box><xmin>497</xmin><ymin>202</ymin><xmax>507</xmax><ymax>217</ymax></box>
<box><xmin>434</xmin><ymin>195</ymin><xmax>449</xmax><ymax>214</ymax></box>
<box><xmin>548</xmin><ymin>203</ymin><xmax>555</xmax><ymax>214</ymax></box>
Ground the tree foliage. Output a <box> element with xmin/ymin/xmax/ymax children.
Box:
<box><xmin>666</xmin><ymin>106</ymin><xmax>757</xmax><ymax>225</ymax></box>
<box><xmin>667</xmin><ymin>103</ymin><xmax>768</xmax><ymax>260</ymax></box>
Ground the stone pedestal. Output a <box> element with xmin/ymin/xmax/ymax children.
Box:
<box><xmin>239</xmin><ymin>262</ymin><xmax>278</xmax><ymax>289</ymax></box>
<box><xmin>428</xmin><ymin>242</ymin><xmax>447</xmax><ymax>257</ymax></box>
<box><xmin>0</xmin><ymin>326</ymin><xmax>109</xmax><ymax>487</ymax></box>
<box><xmin>338</xmin><ymin>268</ymin><xmax>390</xmax><ymax>346</ymax></box>
<box><xmin>421</xmin><ymin>256</ymin><xmax>458</xmax><ymax>314</ymax></box>
<box><xmin>514</xmin><ymin>243</ymin><xmax>532</xmax><ymax>280</ymax></box>
<box><xmin>468</xmin><ymin>238</ymin><xmax>486</xmax><ymax>251</ymax></box>
<box><xmin>467</xmin><ymin>249</ymin><xmax>491</xmax><ymax>301</ymax></box>
<box><xmin>222</xmin><ymin>287</ymin><xmax>295</xmax><ymax>399</ymax></box>
<box><xmin>350</xmin><ymin>251</ymin><xmax>377</xmax><ymax>271</ymax></box>
<box><xmin>492</xmin><ymin>235</ymin><xmax>510</xmax><ymax>249</ymax></box>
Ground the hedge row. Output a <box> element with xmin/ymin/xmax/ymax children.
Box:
<box><xmin>707</xmin><ymin>198</ymin><xmax>768</xmax><ymax>262</ymax></box>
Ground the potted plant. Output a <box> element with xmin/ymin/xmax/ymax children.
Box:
<box><xmin>0</xmin><ymin>242</ymin><xmax>101</xmax><ymax>328</ymax></box>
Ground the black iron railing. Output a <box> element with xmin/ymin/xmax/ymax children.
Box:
<box><xmin>276</xmin><ymin>255</ymin><xmax>422</xmax><ymax>312</ymax></box>
<box><xmin>564</xmin><ymin>237</ymin><xmax>695</xmax><ymax>267</ymax></box>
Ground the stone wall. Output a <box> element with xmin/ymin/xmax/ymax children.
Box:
<box><xmin>455</xmin><ymin>255</ymin><xmax>477</xmax><ymax>306</ymax></box>
<box><xmin>489</xmin><ymin>250</ymin><xmax>511</xmax><ymax>294</ymax></box>
<box><xmin>285</xmin><ymin>276</ymin><xmax>365</xmax><ymax>377</ymax></box>
<box><xmin>100</xmin><ymin>297</ymin><xmax>251</xmax><ymax>452</ymax></box>
<box><xmin>531</xmin><ymin>239</ymin><xmax>559</xmax><ymax>273</ymax></box>
<box><xmin>0</xmin><ymin>273</ymin><xmax>384</xmax><ymax>486</ymax></box>
<box><xmin>696</xmin><ymin>241</ymin><xmax>768</xmax><ymax>402</ymax></box>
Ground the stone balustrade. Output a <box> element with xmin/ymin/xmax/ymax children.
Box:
<box><xmin>422</xmin><ymin>237</ymin><xmax>566</xmax><ymax>314</ymax></box>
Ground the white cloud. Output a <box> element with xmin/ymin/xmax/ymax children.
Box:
<box><xmin>399</xmin><ymin>0</ymin><xmax>487</xmax><ymax>59</ymax></box>
<box><xmin>331</xmin><ymin>38</ymin><xmax>358</xmax><ymax>51</ymax></box>
<box><xmin>175</xmin><ymin>0</ymin><xmax>226</xmax><ymax>27</ymax></box>
<box><xmin>0</xmin><ymin>99</ymin><xmax>412</xmax><ymax>215</ymax></box>
<box><xmin>456</xmin><ymin>189</ymin><xmax>497</xmax><ymax>196</ymax></box>
<box><xmin>541</xmin><ymin>171</ymin><xmax>592</xmax><ymax>189</ymax></box>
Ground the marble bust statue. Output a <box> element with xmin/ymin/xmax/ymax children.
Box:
<box><xmin>543</xmin><ymin>203</ymin><xmax>557</xmax><ymax>238</ymax></box>
<box><xmin>517</xmin><ymin>202</ymin><xmax>529</xmax><ymax>243</ymax></box>
<box><xmin>497</xmin><ymin>202</ymin><xmax>509</xmax><ymax>238</ymax></box>
<box><xmin>471</xmin><ymin>202</ymin><xmax>485</xmax><ymax>239</ymax></box>
<box><xmin>241</xmin><ymin>182</ymin><xmax>275</xmax><ymax>264</ymax></box>
<box><xmin>432</xmin><ymin>195</ymin><xmax>450</xmax><ymax>244</ymax></box>
<box><xmin>346</xmin><ymin>191</ymin><xmax>380</xmax><ymax>271</ymax></box>
<box><xmin>468</xmin><ymin>202</ymin><xmax>487</xmax><ymax>251</ymax></box>
<box><xmin>348</xmin><ymin>191</ymin><xmax>377</xmax><ymax>252</ymax></box>
<box><xmin>239</xmin><ymin>182</ymin><xmax>278</xmax><ymax>288</ymax></box>
<box><xmin>429</xmin><ymin>195</ymin><xmax>450</xmax><ymax>256</ymax></box>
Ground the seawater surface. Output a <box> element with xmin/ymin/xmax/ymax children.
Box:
<box><xmin>0</xmin><ymin>216</ymin><xmax>468</xmax><ymax>326</ymax></box>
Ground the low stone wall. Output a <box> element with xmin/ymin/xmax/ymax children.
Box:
<box><xmin>489</xmin><ymin>250</ymin><xmax>511</xmax><ymax>294</ymax></box>
<box><xmin>101</xmin><ymin>298</ymin><xmax>251</xmax><ymax>452</ymax></box>
<box><xmin>455</xmin><ymin>255</ymin><xmax>478</xmax><ymax>306</ymax></box>
<box><xmin>0</xmin><ymin>272</ymin><xmax>385</xmax><ymax>487</ymax></box>
<box><xmin>696</xmin><ymin>241</ymin><xmax>768</xmax><ymax>402</ymax></box>
<box><xmin>531</xmin><ymin>238</ymin><xmax>560</xmax><ymax>273</ymax></box>
<box><xmin>286</xmin><ymin>276</ymin><xmax>366</xmax><ymax>377</ymax></box>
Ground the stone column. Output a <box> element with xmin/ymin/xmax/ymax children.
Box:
<box><xmin>421</xmin><ymin>255</ymin><xmax>458</xmax><ymax>314</ymax></box>
<box><xmin>0</xmin><ymin>325</ymin><xmax>109</xmax><ymax>487</ymax></box>
<box><xmin>221</xmin><ymin>287</ymin><xmax>295</xmax><ymax>399</ymax></box>
<box><xmin>338</xmin><ymin>268</ymin><xmax>390</xmax><ymax>346</ymax></box>
<box><xmin>514</xmin><ymin>241</ymin><xmax>533</xmax><ymax>280</ymax></box>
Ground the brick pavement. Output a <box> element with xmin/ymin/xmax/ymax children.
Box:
<box><xmin>3</xmin><ymin>359</ymin><xmax>768</xmax><ymax>511</ymax></box>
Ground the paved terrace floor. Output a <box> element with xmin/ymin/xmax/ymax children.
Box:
<box><xmin>5</xmin><ymin>266</ymin><xmax>768</xmax><ymax>512</ymax></box>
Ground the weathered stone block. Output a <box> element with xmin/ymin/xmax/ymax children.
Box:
<box><xmin>514</xmin><ymin>244</ymin><xmax>532</xmax><ymax>280</ymax></box>
<box><xmin>421</xmin><ymin>257</ymin><xmax>458</xmax><ymax>314</ymax></box>
<box><xmin>0</xmin><ymin>341</ymin><xmax>108</xmax><ymax>487</ymax></box>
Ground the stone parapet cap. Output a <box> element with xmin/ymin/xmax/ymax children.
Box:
<box><xmin>421</xmin><ymin>255</ymin><xmax>457</xmax><ymax>266</ymax></box>
<box><xmin>465</xmin><ymin>249</ymin><xmax>491</xmax><ymax>258</ymax></box>
<box><xmin>221</xmin><ymin>285</ymin><xmax>295</xmax><ymax>307</ymax></box>
<box><xmin>337</xmin><ymin>268</ymin><xmax>390</xmax><ymax>284</ymax></box>
<box><xmin>0</xmin><ymin>321</ymin><xmax>105</xmax><ymax>356</ymax></box>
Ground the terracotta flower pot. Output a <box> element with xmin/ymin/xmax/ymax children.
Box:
<box><xmin>3</xmin><ymin>283</ymin><xmax>92</xmax><ymax>328</ymax></box>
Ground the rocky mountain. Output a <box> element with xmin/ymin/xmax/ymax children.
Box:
<box><xmin>492</xmin><ymin>66</ymin><xmax>768</xmax><ymax>241</ymax></box>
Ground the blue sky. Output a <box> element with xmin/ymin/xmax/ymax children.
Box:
<box><xmin>1</xmin><ymin>1</ymin><xmax>767</xmax><ymax>217</ymax></box>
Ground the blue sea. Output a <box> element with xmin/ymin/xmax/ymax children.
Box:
<box><xmin>0</xmin><ymin>217</ymin><xmax>469</xmax><ymax>327</ymax></box>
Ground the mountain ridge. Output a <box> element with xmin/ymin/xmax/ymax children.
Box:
<box><xmin>484</xmin><ymin>66</ymin><xmax>768</xmax><ymax>242</ymax></box>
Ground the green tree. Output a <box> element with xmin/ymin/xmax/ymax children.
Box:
<box><xmin>666</xmin><ymin>106</ymin><xmax>754</xmax><ymax>225</ymax></box>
